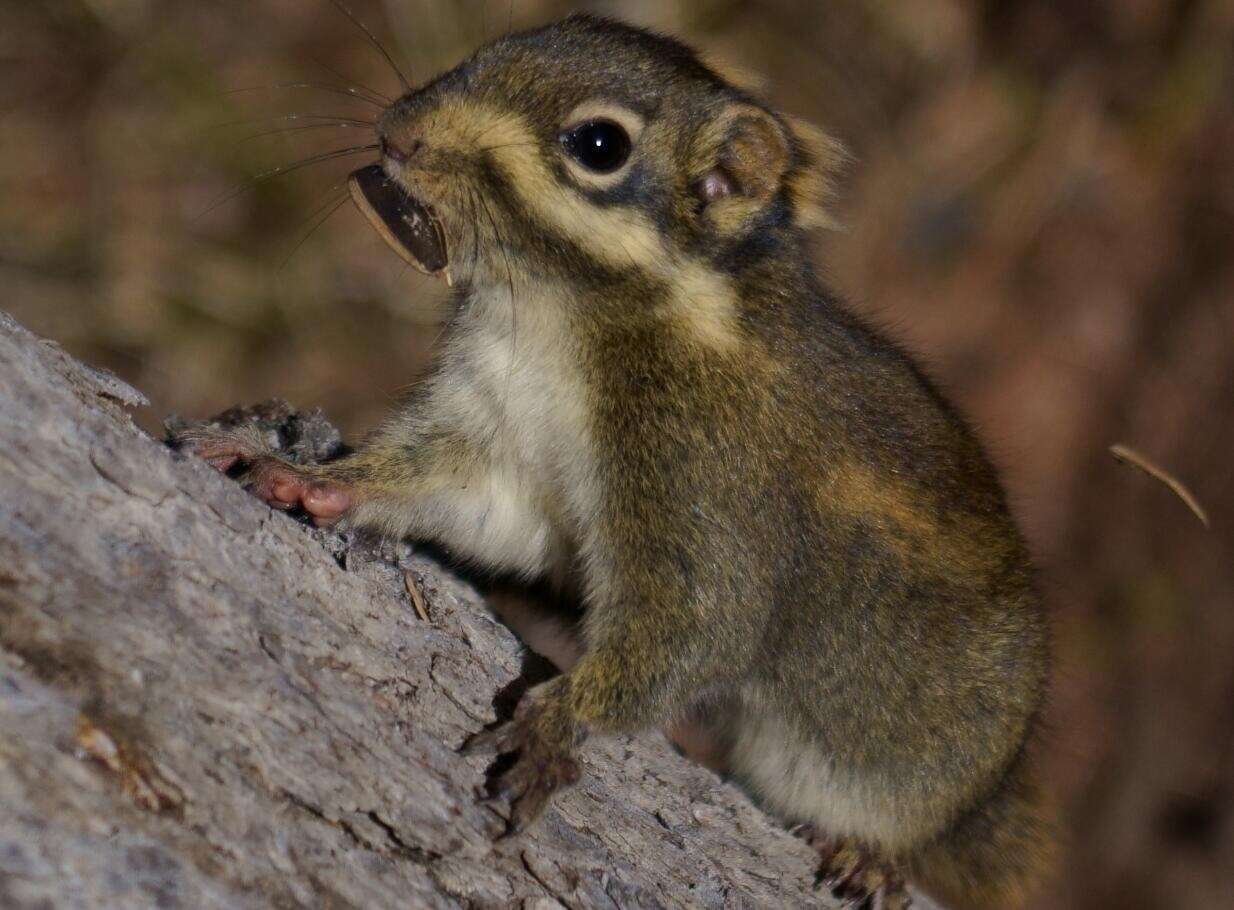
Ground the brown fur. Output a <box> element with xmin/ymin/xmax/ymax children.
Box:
<box><xmin>180</xmin><ymin>16</ymin><xmax>1056</xmax><ymax>907</ymax></box>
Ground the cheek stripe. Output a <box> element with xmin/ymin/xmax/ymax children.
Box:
<box><xmin>448</xmin><ymin>101</ymin><xmax>742</xmax><ymax>352</ymax></box>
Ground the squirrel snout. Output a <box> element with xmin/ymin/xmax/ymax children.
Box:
<box><xmin>381</xmin><ymin>136</ymin><xmax>423</xmax><ymax>164</ymax></box>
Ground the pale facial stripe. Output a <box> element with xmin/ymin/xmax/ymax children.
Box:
<box><xmin>439</xmin><ymin>99</ymin><xmax>744</xmax><ymax>352</ymax></box>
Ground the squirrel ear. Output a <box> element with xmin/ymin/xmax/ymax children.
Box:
<box><xmin>693</xmin><ymin>104</ymin><xmax>844</xmax><ymax>234</ymax></box>
<box><xmin>783</xmin><ymin>116</ymin><xmax>845</xmax><ymax>230</ymax></box>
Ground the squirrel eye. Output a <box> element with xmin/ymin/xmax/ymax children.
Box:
<box><xmin>560</xmin><ymin>119</ymin><xmax>632</xmax><ymax>174</ymax></box>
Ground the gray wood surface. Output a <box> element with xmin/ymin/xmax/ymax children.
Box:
<box><xmin>0</xmin><ymin>310</ymin><xmax>841</xmax><ymax>909</ymax></box>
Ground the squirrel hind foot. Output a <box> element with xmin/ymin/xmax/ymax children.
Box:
<box><xmin>798</xmin><ymin>828</ymin><xmax>912</xmax><ymax>910</ymax></box>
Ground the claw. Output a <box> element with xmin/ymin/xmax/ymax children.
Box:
<box><xmin>173</xmin><ymin>425</ymin><xmax>269</xmax><ymax>467</ymax></box>
<box><xmin>464</xmin><ymin>722</ymin><xmax>519</xmax><ymax>757</ymax></box>
<box><xmin>798</xmin><ymin>829</ymin><xmax>911</xmax><ymax>910</ymax></box>
<box><xmin>506</xmin><ymin>787</ymin><xmax>549</xmax><ymax>835</ymax></box>
<box><xmin>206</xmin><ymin>454</ymin><xmax>240</xmax><ymax>473</ymax></box>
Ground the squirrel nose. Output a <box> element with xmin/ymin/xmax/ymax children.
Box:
<box><xmin>381</xmin><ymin>136</ymin><xmax>423</xmax><ymax>164</ymax></box>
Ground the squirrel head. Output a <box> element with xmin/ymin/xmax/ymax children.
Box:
<box><xmin>361</xmin><ymin>15</ymin><xmax>843</xmax><ymax>300</ymax></box>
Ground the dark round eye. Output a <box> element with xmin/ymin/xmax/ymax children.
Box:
<box><xmin>560</xmin><ymin>119</ymin><xmax>632</xmax><ymax>174</ymax></box>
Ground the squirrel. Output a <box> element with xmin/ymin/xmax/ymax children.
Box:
<box><xmin>177</xmin><ymin>15</ymin><xmax>1057</xmax><ymax>909</ymax></box>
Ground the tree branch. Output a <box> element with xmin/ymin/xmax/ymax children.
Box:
<box><xmin>0</xmin><ymin>310</ymin><xmax>840</xmax><ymax>909</ymax></box>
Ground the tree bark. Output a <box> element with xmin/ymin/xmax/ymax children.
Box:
<box><xmin>0</xmin><ymin>310</ymin><xmax>844</xmax><ymax>909</ymax></box>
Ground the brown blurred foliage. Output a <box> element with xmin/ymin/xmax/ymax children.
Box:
<box><xmin>2</xmin><ymin>1</ymin><xmax>1232</xmax><ymax>906</ymax></box>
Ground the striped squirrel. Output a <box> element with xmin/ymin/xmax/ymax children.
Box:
<box><xmin>178</xmin><ymin>15</ymin><xmax>1057</xmax><ymax>909</ymax></box>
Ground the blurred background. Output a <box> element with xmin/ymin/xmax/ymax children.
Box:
<box><xmin>2</xmin><ymin>0</ymin><xmax>1231</xmax><ymax>905</ymax></box>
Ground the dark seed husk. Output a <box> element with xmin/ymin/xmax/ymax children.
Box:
<box><xmin>348</xmin><ymin>164</ymin><xmax>449</xmax><ymax>276</ymax></box>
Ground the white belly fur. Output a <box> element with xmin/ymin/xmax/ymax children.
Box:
<box><xmin>727</xmin><ymin>703</ymin><xmax>918</xmax><ymax>853</ymax></box>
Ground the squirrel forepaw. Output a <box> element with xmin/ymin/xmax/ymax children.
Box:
<box><xmin>173</xmin><ymin>426</ymin><xmax>351</xmax><ymax>525</ymax></box>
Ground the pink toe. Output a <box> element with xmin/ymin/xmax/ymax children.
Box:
<box><xmin>270</xmin><ymin>477</ymin><xmax>303</xmax><ymax>504</ymax></box>
<box><xmin>302</xmin><ymin>485</ymin><xmax>351</xmax><ymax>519</ymax></box>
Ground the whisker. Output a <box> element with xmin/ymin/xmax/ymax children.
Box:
<box><xmin>308</xmin><ymin>55</ymin><xmax>392</xmax><ymax>105</ymax></box>
<box><xmin>387</xmin><ymin>263</ymin><xmax>450</xmax><ymax>328</ymax></box>
<box><xmin>474</xmin><ymin>191</ymin><xmax>519</xmax><ymax>454</ymax></box>
<box><xmin>472</xmin><ymin>188</ymin><xmax>521</xmax><ymax>532</ymax></box>
<box><xmin>236</xmin><ymin>122</ymin><xmax>373</xmax><ymax>145</ymax></box>
<box><xmin>476</xmin><ymin>141</ymin><xmax>541</xmax><ymax>152</ymax></box>
<box><xmin>279</xmin><ymin>190</ymin><xmax>351</xmax><ymax>271</ymax></box>
<box><xmin>463</xmin><ymin>187</ymin><xmax>483</xmax><ymax>291</ymax></box>
<box><xmin>209</xmin><ymin>113</ymin><xmax>375</xmax><ymax>131</ymax></box>
<box><xmin>223</xmin><ymin>83</ymin><xmax>386</xmax><ymax>109</ymax></box>
<box><xmin>327</xmin><ymin>0</ymin><xmax>412</xmax><ymax>93</ymax></box>
<box><xmin>470</xmin><ymin>116</ymin><xmax>521</xmax><ymax>148</ymax></box>
<box><xmin>196</xmin><ymin>143</ymin><xmax>379</xmax><ymax>220</ymax></box>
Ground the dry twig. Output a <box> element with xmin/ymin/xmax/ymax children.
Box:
<box><xmin>1109</xmin><ymin>443</ymin><xmax>1210</xmax><ymax>528</ymax></box>
<box><xmin>404</xmin><ymin>570</ymin><xmax>430</xmax><ymax>621</ymax></box>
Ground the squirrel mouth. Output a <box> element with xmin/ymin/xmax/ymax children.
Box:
<box><xmin>348</xmin><ymin>164</ymin><xmax>450</xmax><ymax>280</ymax></box>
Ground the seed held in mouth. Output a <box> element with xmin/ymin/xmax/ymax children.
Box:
<box><xmin>348</xmin><ymin>164</ymin><xmax>449</xmax><ymax>278</ymax></box>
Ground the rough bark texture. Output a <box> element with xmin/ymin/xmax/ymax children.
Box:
<box><xmin>0</xmin><ymin>310</ymin><xmax>851</xmax><ymax>909</ymax></box>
